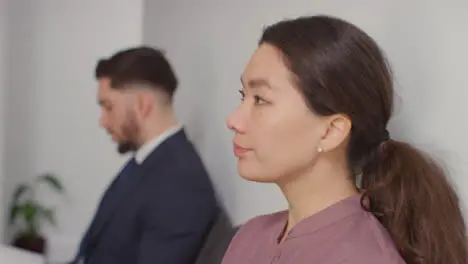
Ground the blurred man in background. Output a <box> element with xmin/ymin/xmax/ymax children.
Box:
<box><xmin>71</xmin><ymin>46</ymin><xmax>219</xmax><ymax>264</ymax></box>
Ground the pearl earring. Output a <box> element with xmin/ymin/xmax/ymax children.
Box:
<box><xmin>317</xmin><ymin>146</ymin><xmax>323</xmax><ymax>153</ymax></box>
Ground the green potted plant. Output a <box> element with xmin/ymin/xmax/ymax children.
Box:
<box><xmin>8</xmin><ymin>172</ymin><xmax>64</xmax><ymax>254</ymax></box>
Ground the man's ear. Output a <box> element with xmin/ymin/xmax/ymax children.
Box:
<box><xmin>135</xmin><ymin>91</ymin><xmax>154</xmax><ymax>118</ymax></box>
<box><xmin>318</xmin><ymin>114</ymin><xmax>352</xmax><ymax>152</ymax></box>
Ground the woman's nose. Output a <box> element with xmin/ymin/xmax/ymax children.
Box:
<box><xmin>227</xmin><ymin>105</ymin><xmax>246</xmax><ymax>134</ymax></box>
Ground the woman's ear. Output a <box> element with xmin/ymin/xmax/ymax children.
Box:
<box><xmin>318</xmin><ymin>114</ymin><xmax>352</xmax><ymax>152</ymax></box>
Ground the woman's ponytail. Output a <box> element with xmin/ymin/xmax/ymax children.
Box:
<box><xmin>360</xmin><ymin>139</ymin><xmax>467</xmax><ymax>264</ymax></box>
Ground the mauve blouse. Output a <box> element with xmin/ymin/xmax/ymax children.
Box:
<box><xmin>221</xmin><ymin>195</ymin><xmax>406</xmax><ymax>264</ymax></box>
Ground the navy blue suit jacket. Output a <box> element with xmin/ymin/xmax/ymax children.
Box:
<box><xmin>78</xmin><ymin>129</ymin><xmax>219</xmax><ymax>264</ymax></box>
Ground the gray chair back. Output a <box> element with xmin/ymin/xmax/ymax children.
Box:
<box><xmin>194</xmin><ymin>209</ymin><xmax>238</xmax><ymax>264</ymax></box>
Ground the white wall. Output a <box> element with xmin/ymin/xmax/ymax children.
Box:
<box><xmin>143</xmin><ymin>0</ymin><xmax>468</xmax><ymax>225</ymax></box>
<box><xmin>0</xmin><ymin>0</ymin><xmax>7</xmax><ymax>243</ymax></box>
<box><xmin>3</xmin><ymin>0</ymin><xmax>143</xmax><ymax>261</ymax></box>
<box><xmin>3</xmin><ymin>0</ymin><xmax>467</xmax><ymax>261</ymax></box>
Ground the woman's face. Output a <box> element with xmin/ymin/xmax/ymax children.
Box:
<box><xmin>227</xmin><ymin>43</ymin><xmax>331</xmax><ymax>183</ymax></box>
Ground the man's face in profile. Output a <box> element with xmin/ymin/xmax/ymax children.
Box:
<box><xmin>97</xmin><ymin>78</ymin><xmax>140</xmax><ymax>154</ymax></box>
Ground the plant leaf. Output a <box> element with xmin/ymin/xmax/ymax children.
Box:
<box><xmin>17</xmin><ymin>201</ymin><xmax>39</xmax><ymax>234</ymax></box>
<box><xmin>8</xmin><ymin>204</ymin><xmax>20</xmax><ymax>225</ymax></box>
<box><xmin>12</xmin><ymin>184</ymin><xmax>30</xmax><ymax>202</ymax></box>
<box><xmin>38</xmin><ymin>173</ymin><xmax>64</xmax><ymax>192</ymax></box>
<box><xmin>21</xmin><ymin>201</ymin><xmax>38</xmax><ymax>223</ymax></box>
<box><xmin>41</xmin><ymin>207</ymin><xmax>56</xmax><ymax>226</ymax></box>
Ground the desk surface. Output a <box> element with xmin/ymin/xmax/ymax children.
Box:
<box><xmin>0</xmin><ymin>244</ymin><xmax>44</xmax><ymax>264</ymax></box>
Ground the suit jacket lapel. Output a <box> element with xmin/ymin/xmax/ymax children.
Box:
<box><xmin>84</xmin><ymin>130</ymin><xmax>186</xmax><ymax>255</ymax></box>
<box><xmin>85</xmin><ymin>147</ymin><xmax>165</xmax><ymax>254</ymax></box>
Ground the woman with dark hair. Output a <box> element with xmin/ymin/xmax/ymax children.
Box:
<box><xmin>223</xmin><ymin>15</ymin><xmax>467</xmax><ymax>264</ymax></box>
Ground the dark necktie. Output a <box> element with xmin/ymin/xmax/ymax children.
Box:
<box><xmin>74</xmin><ymin>157</ymin><xmax>138</xmax><ymax>262</ymax></box>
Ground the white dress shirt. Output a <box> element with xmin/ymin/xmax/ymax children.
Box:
<box><xmin>134</xmin><ymin>125</ymin><xmax>183</xmax><ymax>164</ymax></box>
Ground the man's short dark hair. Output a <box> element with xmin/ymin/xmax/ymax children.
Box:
<box><xmin>95</xmin><ymin>46</ymin><xmax>178</xmax><ymax>98</ymax></box>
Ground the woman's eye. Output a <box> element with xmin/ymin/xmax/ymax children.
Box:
<box><xmin>238</xmin><ymin>90</ymin><xmax>268</xmax><ymax>105</ymax></box>
<box><xmin>254</xmin><ymin>95</ymin><xmax>267</xmax><ymax>105</ymax></box>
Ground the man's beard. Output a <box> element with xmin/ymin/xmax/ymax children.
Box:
<box><xmin>116</xmin><ymin>114</ymin><xmax>140</xmax><ymax>154</ymax></box>
<box><xmin>117</xmin><ymin>141</ymin><xmax>137</xmax><ymax>154</ymax></box>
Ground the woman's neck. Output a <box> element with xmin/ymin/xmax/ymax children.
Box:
<box><xmin>277</xmin><ymin>159</ymin><xmax>358</xmax><ymax>242</ymax></box>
